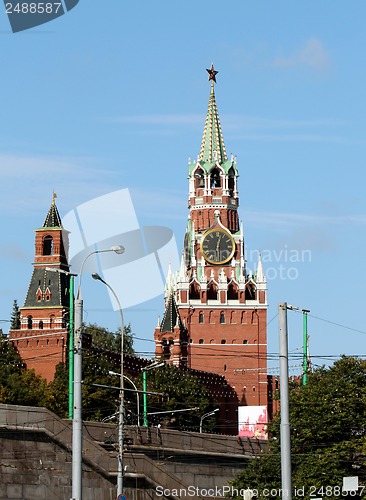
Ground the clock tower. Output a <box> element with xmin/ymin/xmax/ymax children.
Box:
<box><xmin>155</xmin><ymin>67</ymin><xmax>268</xmax><ymax>414</ymax></box>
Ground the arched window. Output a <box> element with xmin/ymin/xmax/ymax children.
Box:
<box><xmin>251</xmin><ymin>311</ymin><xmax>258</xmax><ymax>325</ymax></box>
<box><xmin>199</xmin><ymin>339</ymin><xmax>204</xmax><ymax>344</ymax></box>
<box><xmin>227</xmin><ymin>282</ymin><xmax>238</xmax><ymax>300</ymax></box>
<box><xmin>49</xmin><ymin>315</ymin><xmax>55</xmax><ymax>329</ymax></box>
<box><xmin>207</xmin><ymin>282</ymin><xmax>218</xmax><ymax>300</ymax></box>
<box><xmin>189</xmin><ymin>282</ymin><xmax>200</xmax><ymax>300</ymax></box>
<box><xmin>221</xmin><ymin>339</ymin><xmax>226</xmax><ymax>344</ymax></box>
<box><xmin>210</xmin><ymin>167</ymin><xmax>221</xmax><ymax>188</ymax></box>
<box><xmin>43</xmin><ymin>235</ymin><xmax>54</xmax><ymax>256</ymax></box>
<box><xmin>243</xmin><ymin>339</ymin><xmax>248</xmax><ymax>345</ymax></box>
<box><xmin>230</xmin><ymin>311</ymin><xmax>235</xmax><ymax>324</ymax></box>
<box><xmin>245</xmin><ymin>283</ymin><xmax>256</xmax><ymax>300</ymax></box>
<box><xmin>220</xmin><ymin>312</ymin><xmax>225</xmax><ymax>324</ymax></box>
<box><xmin>199</xmin><ymin>311</ymin><xmax>204</xmax><ymax>324</ymax></box>
<box><xmin>194</xmin><ymin>168</ymin><xmax>205</xmax><ymax>189</ymax></box>
<box><xmin>228</xmin><ymin>167</ymin><xmax>236</xmax><ymax>196</ymax></box>
<box><xmin>39</xmin><ymin>320</ymin><xmax>43</xmax><ymax>330</ymax></box>
<box><xmin>27</xmin><ymin>316</ymin><xmax>33</xmax><ymax>329</ymax></box>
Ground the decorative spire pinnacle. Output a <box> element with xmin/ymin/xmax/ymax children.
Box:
<box><xmin>199</xmin><ymin>65</ymin><xmax>227</xmax><ymax>165</ymax></box>
<box><xmin>160</xmin><ymin>293</ymin><xmax>183</xmax><ymax>333</ymax></box>
<box><xmin>256</xmin><ymin>252</ymin><xmax>266</xmax><ymax>283</ymax></box>
<box><xmin>43</xmin><ymin>196</ymin><xmax>62</xmax><ymax>228</ymax></box>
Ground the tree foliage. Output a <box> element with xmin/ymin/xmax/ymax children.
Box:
<box><xmin>0</xmin><ymin>334</ymin><xmax>48</xmax><ymax>406</ymax></box>
<box><xmin>48</xmin><ymin>322</ymin><xmax>136</xmax><ymax>421</ymax></box>
<box><xmin>144</xmin><ymin>364</ymin><xmax>217</xmax><ymax>432</ymax></box>
<box><xmin>1</xmin><ymin>323</ymin><xmax>219</xmax><ymax>432</ymax></box>
<box><xmin>10</xmin><ymin>299</ymin><xmax>21</xmax><ymax>329</ymax></box>
<box><xmin>84</xmin><ymin>323</ymin><xmax>134</xmax><ymax>355</ymax></box>
<box><xmin>230</xmin><ymin>356</ymin><xmax>366</xmax><ymax>500</ymax></box>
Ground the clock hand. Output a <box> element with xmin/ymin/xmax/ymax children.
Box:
<box><xmin>216</xmin><ymin>234</ymin><xmax>223</xmax><ymax>254</ymax></box>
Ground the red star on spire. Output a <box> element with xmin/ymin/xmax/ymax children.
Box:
<box><xmin>206</xmin><ymin>64</ymin><xmax>219</xmax><ymax>83</ymax></box>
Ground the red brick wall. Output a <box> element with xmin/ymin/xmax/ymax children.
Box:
<box><xmin>9</xmin><ymin>328</ymin><xmax>67</xmax><ymax>382</ymax></box>
<box><xmin>178</xmin><ymin>307</ymin><xmax>268</xmax><ymax>406</ymax></box>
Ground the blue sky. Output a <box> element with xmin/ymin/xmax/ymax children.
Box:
<box><xmin>1</xmin><ymin>1</ymin><xmax>366</xmax><ymax>373</ymax></box>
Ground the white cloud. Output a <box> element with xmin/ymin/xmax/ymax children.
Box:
<box><xmin>273</xmin><ymin>38</ymin><xmax>331</xmax><ymax>71</ymax></box>
<box><xmin>0</xmin><ymin>153</ymin><xmax>118</xmax><ymax>215</ymax></box>
<box><xmin>109</xmin><ymin>112</ymin><xmax>342</xmax><ymax>143</ymax></box>
<box><xmin>245</xmin><ymin>210</ymin><xmax>366</xmax><ymax>227</ymax></box>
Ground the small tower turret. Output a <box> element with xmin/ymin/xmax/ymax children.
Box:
<box><xmin>9</xmin><ymin>196</ymin><xmax>70</xmax><ymax>381</ymax></box>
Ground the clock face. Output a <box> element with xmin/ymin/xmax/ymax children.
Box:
<box><xmin>201</xmin><ymin>228</ymin><xmax>235</xmax><ymax>265</ymax></box>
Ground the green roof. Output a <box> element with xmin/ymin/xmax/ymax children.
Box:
<box><xmin>188</xmin><ymin>82</ymin><xmax>237</xmax><ymax>175</ymax></box>
<box><xmin>199</xmin><ymin>83</ymin><xmax>227</xmax><ymax>165</ymax></box>
<box><xmin>160</xmin><ymin>293</ymin><xmax>184</xmax><ymax>333</ymax></box>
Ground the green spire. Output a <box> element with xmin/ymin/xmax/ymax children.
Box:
<box><xmin>160</xmin><ymin>293</ymin><xmax>183</xmax><ymax>333</ymax></box>
<box><xmin>43</xmin><ymin>194</ymin><xmax>62</xmax><ymax>228</ymax></box>
<box><xmin>198</xmin><ymin>82</ymin><xmax>228</xmax><ymax>165</ymax></box>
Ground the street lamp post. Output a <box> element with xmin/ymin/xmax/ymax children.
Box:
<box><xmin>109</xmin><ymin>371</ymin><xmax>140</xmax><ymax>427</ymax></box>
<box><xmin>71</xmin><ymin>245</ymin><xmax>124</xmax><ymax>500</ymax></box>
<box><xmin>45</xmin><ymin>267</ymin><xmax>77</xmax><ymax>420</ymax></box>
<box><xmin>199</xmin><ymin>408</ymin><xmax>219</xmax><ymax>433</ymax></box>
<box><xmin>287</xmin><ymin>304</ymin><xmax>311</xmax><ymax>385</ymax></box>
<box><xmin>141</xmin><ymin>361</ymin><xmax>165</xmax><ymax>426</ymax></box>
<box><xmin>92</xmin><ymin>272</ymin><xmax>125</xmax><ymax>498</ymax></box>
<box><xmin>68</xmin><ymin>275</ymin><xmax>75</xmax><ymax>419</ymax></box>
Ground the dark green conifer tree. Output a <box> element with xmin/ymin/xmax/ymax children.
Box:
<box><xmin>10</xmin><ymin>299</ymin><xmax>21</xmax><ymax>329</ymax></box>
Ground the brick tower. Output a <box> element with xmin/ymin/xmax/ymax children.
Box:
<box><xmin>155</xmin><ymin>67</ymin><xmax>268</xmax><ymax>413</ymax></box>
<box><xmin>9</xmin><ymin>196</ymin><xmax>70</xmax><ymax>382</ymax></box>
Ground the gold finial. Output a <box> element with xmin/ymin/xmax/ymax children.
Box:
<box><xmin>52</xmin><ymin>192</ymin><xmax>57</xmax><ymax>205</ymax></box>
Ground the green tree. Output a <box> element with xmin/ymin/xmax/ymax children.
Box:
<box><xmin>46</xmin><ymin>362</ymin><xmax>69</xmax><ymax>418</ymax></box>
<box><xmin>10</xmin><ymin>299</ymin><xmax>21</xmax><ymax>329</ymax></box>
<box><xmin>143</xmin><ymin>364</ymin><xmax>217</xmax><ymax>431</ymax></box>
<box><xmin>84</xmin><ymin>322</ymin><xmax>134</xmax><ymax>355</ymax></box>
<box><xmin>0</xmin><ymin>334</ymin><xmax>48</xmax><ymax>406</ymax></box>
<box><xmin>230</xmin><ymin>357</ymin><xmax>366</xmax><ymax>500</ymax></box>
<box><xmin>48</xmin><ymin>322</ymin><xmax>135</xmax><ymax>421</ymax></box>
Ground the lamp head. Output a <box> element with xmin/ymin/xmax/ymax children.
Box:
<box><xmin>111</xmin><ymin>245</ymin><xmax>125</xmax><ymax>255</ymax></box>
<box><xmin>92</xmin><ymin>272</ymin><xmax>102</xmax><ymax>281</ymax></box>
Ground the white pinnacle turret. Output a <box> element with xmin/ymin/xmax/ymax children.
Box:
<box><xmin>256</xmin><ymin>252</ymin><xmax>266</xmax><ymax>283</ymax></box>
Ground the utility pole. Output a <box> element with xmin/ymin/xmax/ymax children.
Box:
<box><xmin>68</xmin><ymin>275</ymin><xmax>75</xmax><ymax>419</ymax></box>
<box><xmin>72</xmin><ymin>296</ymin><xmax>83</xmax><ymax>500</ymax></box>
<box><xmin>142</xmin><ymin>369</ymin><xmax>148</xmax><ymax>427</ymax></box>
<box><xmin>45</xmin><ymin>267</ymin><xmax>76</xmax><ymax>421</ymax></box>
<box><xmin>287</xmin><ymin>305</ymin><xmax>310</xmax><ymax>385</ymax></box>
<box><xmin>71</xmin><ymin>245</ymin><xmax>125</xmax><ymax>500</ymax></box>
<box><xmin>142</xmin><ymin>361</ymin><xmax>165</xmax><ymax>426</ymax></box>
<box><xmin>279</xmin><ymin>302</ymin><xmax>292</xmax><ymax>500</ymax></box>
<box><xmin>302</xmin><ymin>310</ymin><xmax>310</xmax><ymax>385</ymax></box>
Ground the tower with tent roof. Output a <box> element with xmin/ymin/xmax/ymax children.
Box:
<box><xmin>9</xmin><ymin>196</ymin><xmax>71</xmax><ymax>382</ymax></box>
<box><xmin>154</xmin><ymin>67</ymin><xmax>268</xmax><ymax>411</ymax></box>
